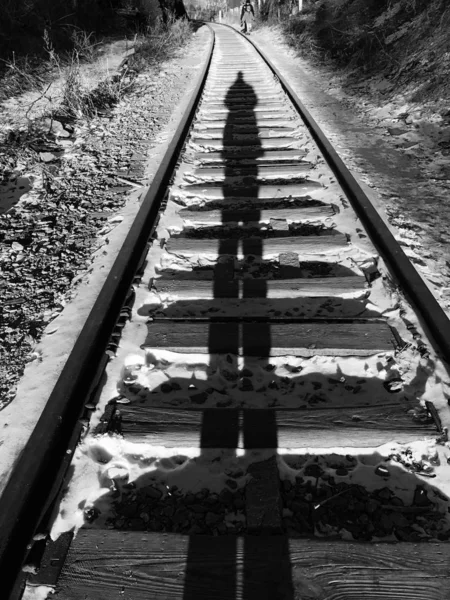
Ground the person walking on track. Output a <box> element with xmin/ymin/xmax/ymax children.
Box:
<box><xmin>240</xmin><ymin>0</ymin><xmax>255</xmax><ymax>35</ymax></box>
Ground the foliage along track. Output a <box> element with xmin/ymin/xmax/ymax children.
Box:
<box><xmin>6</xmin><ymin>23</ymin><xmax>450</xmax><ymax>600</ymax></box>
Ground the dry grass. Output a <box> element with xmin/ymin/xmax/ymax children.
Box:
<box><xmin>279</xmin><ymin>0</ymin><xmax>450</xmax><ymax>101</ymax></box>
<box><xmin>0</xmin><ymin>55</ymin><xmax>50</xmax><ymax>103</ymax></box>
<box><xmin>58</xmin><ymin>16</ymin><xmax>192</xmax><ymax>118</ymax></box>
<box><xmin>0</xmin><ymin>13</ymin><xmax>193</xmax><ymax>134</ymax></box>
<box><xmin>129</xmin><ymin>15</ymin><xmax>192</xmax><ymax>72</ymax></box>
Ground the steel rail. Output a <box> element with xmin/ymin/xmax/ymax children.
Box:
<box><xmin>0</xmin><ymin>25</ymin><xmax>215</xmax><ymax>598</ymax></box>
<box><xmin>228</xmin><ymin>24</ymin><xmax>450</xmax><ymax>365</ymax></box>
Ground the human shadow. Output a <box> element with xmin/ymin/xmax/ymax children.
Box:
<box><xmin>109</xmin><ymin>71</ymin><xmax>439</xmax><ymax>598</ymax></box>
<box><xmin>82</xmin><ymin>449</ymin><xmax>450</xmax><ymax>598</ymax></box>
<box><xmin>182</xmin><ymin>71</ymin><xmax>294</xmax><ymax>599</ymax></box>
<box><xmin>86</xmin><ymin>68</ymin><xmax>449</xmax><ymax>599</ymax></box>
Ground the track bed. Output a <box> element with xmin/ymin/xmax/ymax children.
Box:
<box><xmin>13</xmin><ymin>24</ymin><xmax>450</xmax><ymax>600</ymax></box>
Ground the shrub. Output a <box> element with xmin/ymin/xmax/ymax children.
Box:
<box><xmin>129</xmin><ymin>12</ymin><xmax>192</xmax><ymax>71</ymax></box>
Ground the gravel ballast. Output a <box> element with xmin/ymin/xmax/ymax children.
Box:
<box><xmin>0</xmin><ymin>25</ymin><xmax>212</xmax><ymax>493</ymax></box>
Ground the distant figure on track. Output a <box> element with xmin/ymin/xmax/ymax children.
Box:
<box><xmin>240</xmin><ymin>0</ymin><xmax>255</xmax><ymax>35</ymax></box>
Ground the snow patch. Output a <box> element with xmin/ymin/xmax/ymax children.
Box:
<box><xmin>22</xmin><ymin>585</ymin><xmax>54</xmax><ymax>600</ymax></box>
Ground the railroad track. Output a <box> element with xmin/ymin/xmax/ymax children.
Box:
<box><xmin>4</xmin><ymin>23</ymin><xmax>450</xmax><ymax>600</ymax></box>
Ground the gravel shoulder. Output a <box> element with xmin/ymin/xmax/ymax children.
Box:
<box><xmin>251</xmin><ymin>25</ymin><xmax>450</xmax><ymax>316</ymax></box>
<box><xmin>0</xmin><ymin>25</ymin><xmax>212</xmax><ymax>494</ymax></box>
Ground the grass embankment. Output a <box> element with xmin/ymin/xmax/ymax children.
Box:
<box><xmin>0</xmin><ymin>15</ymin><xmax>193</xmax><ymax>408</ymax></box>
<box><xmin>0</xmin><ymin>16</ymin><xmax>193</xmax><ymax>121</ymax></box>
<box><xmin>59</xmin><ymin>16</ymin><xmax>193</xmax><ymax>119</ymax></box>
<box><xmin>280</xmin><ymin>0</ymin><xmax>450</xmax><ymax>103</ymax></box>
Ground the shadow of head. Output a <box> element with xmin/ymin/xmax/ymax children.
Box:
<box><xmin>82</xmin><ymin>447</ymin><xmax>450</xmax><ymax>544</ymax></box>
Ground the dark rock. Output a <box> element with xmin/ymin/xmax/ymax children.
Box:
<box><xmin>205</xmin><ymin>512</ymin><xmax>222</xmax><ymax>526</ymax></box>
<box><xmin>376</xmin><ymin>487</ymin><xmax>392</xmax><ymax>501</ymax></box>
<box><xmin>390</xmin><ymin>512</ymin><xmax>409</xmax><ymax>528</ymax></box>
<box><xmin>390</xmin><ymin>496</ymin><xmax>404</xmax><ymax>507</ymax></box>
<box><xmin>395</xmin><ymin>526</ymin><xmax>414</xmax><ymax>541</ymax></box>
<box><xmin>291</xmin><ymin>500</ymin><xmax>310</xmax><ymax>514</ymax></box>
<box><xmin>143</xmin><ymin>486</ymin><xmax>163</xmax><ymax>500</ymax></box>
<box><xmin>216</xmin><ymin>522</ymin><xmax>227</xmax><ymax>535</ymax></box>
<box><xmin>241</xmin><ymin>368</ymin><xmax>253</xmax><ymax>377</ymax></box>
<box><xmin>240</xmin><ymin>377</ymin><xmax>253</xmax><ymax>391</ymax></box>
<box><xmin>219</xmin><ymin>488</ymin><xmax>233</xmax><ymax>504</ymax></box>
<box><xmin>217</xmin><ymin>398</ymin><xmax>233</xmax><ymax>407</ymax></box>
<box><xmin>120</xmin><ymin>502</ymin><xmax>138</xmax><ymax>517</ymax></box>
<box><xmin>162</xmin><ymin>505</ymin><xmax>175</xmax><ymax>517</ymax></box>
<box><xmin>226</xmin><ymin>478</ymin><xmax>238</xmax><ymax>490</ymax></box>
<box><xmin>188</xmin><ymin>523</ymin><xmax>206</xmax><ymax>535</ymax></box>
<box><xmin>233</xmin><ymin>497</ymin><xmax>245</xmax><ymax>510</ymax></box>
<box><xmin>375</xmin><ymin>465</ymin><xmax>390</xmax><ymax>477</ymax></box>
<box><xmin>190</xmin><ymin>504</ymin><xmax>207</xmax><ymax>513</ymax></box>
<box><xmin>150</xmin><ymin>519</ymin><xmax>164</xmax><ymax>532</ymax></box>
<box><xmin>366</xmin><ymin>498</ymin><xmax>380</xmax><ymax>514</ymax></box>
<box><xmin>129</xmin><ymin>517</ymin><xmax>144</xmax><ymax>530</ymax></box>
<box><xmin>335</xmin><ymin>467</ymin><xmax>348</xmax><ymax>476</ymax></box>
<box><xmin>377</xmin><ymin>513</ymin><xmax>394</xmax><ymax>534</ymax></box>
<box><xmin>173</xmin><ymin>507</ymin><xmax>189</xmax><ymax>525</ymax></box>
<box><xmin>282</xmin><ymin>479</ymin><xmax>292</xmax><ymax>492</ymax></box>
<box><xmin>222</xmin><ymin>369</ymin><xmax>238</xmax><ymax>381</ymax></box>
<box><xmin>357</xmin><ymin>513</ymin><xmax>370</xmax><ymax>526</ymax></box>
<box><xmin>304</xmin><ymin>463</ymin><xmax>323</xmax><ymax>478</ymax></box>
<box><xmin>190</xmin><ymin>391</ymin><xmax>208</xmax><ymax>404</ymax></box>
<box><xmin>413</xmin><ymin>487</ymin><xmax>432</xmax><ymax>507</ymax></box>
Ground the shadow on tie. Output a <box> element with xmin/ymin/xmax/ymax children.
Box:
<box><xmin>183</xmin><ymin>71</ymin><xmax>295</xmax><ymax>599</ymax></box>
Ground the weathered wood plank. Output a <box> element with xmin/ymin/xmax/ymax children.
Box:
<box><xmin>205</xmin><ymin>80</ymin><xmax>277</xmax><ymax>85</ymax></box>
<box><xmin>178</xmin><ymin>206</ymin><xmax>335</xmax><ymax>225</ymax></box>
<box><xmin>190</xmin><ymin>164</ymin><xmax>311</xmax><ymax>179</ymax></box>
<box><xmin>152</xmin><ymin>278</ymin><xmax>367</xmax><ymax>299</ymax></box>
<box><xmin>118</xmin><ymin>405</ymin><xmax>433</xmax><ymax>448</ymax></box>
<box><xmin>55</xmin><ymin>531</ymin><xmax>450</xmax><ymax>600</ymax></box>
<box><xmin>144</xmin><ymin>321</ymin><xmax>393</xmax><ymax>356</ymax></box>
<box><xmin>201</xmin><ymin>98</ymin><xmax>284</xmax><ymax>107</ymax></box>
<box><xmin>191</xmin><ymin>137</ymin><xmax>300</xmax><ymax>149</ymax></box>
<box><xmin>197</xmin><ymin>106</ymin><xmax>290</xmax><ymax>115</ymax></box>
<box><xmin>174</xmin><ymin>183</ymin><xmax>323</xmax><ymax>200</ymax></box>
<box><xmin>144</xmin><ymin>299</ymin><xmax>377</xmax><ymax>320</ymax></box>
<box><xmin>205</xmin><ymin>81</ymin><xmax>277</xmax><ymax>87</ymax></box>
<box><xmin>203</xmin><ymin>88</ymin><xmax>279</xmax><ymax>96</ymax></box>
<box><xmin>206</xmin><ymin>74</ymin><xmax>275</xmax><ymax>79</ymax></box>
<box><xmin>191</xmin><ymin>130</ymin><xmax>299</xmax><ymax>141</ymax></box>
<box><xmin>192</xmin><ymin>128</ymin><xmax>297</xmax><ymax>139</ymax></box>
<box><xmin>198</xmin><ymin>110</ymin><xmax>295</xmax><ymax>121</ymax></box>
<box><xmin>196</xmin><ymin>149</ymin><xmax>307</xmax><ymax>163</ymax></box>
<box><xmin>207</xmin><ymin>75</ymin><xmax>272</xmax><ymax>81</ymax></box>
<box><xmin>194</xmin><ymin>119</ymin><xmax>296</xmax><ymax>129</ymax></box>
<box><xmin>201</xmin><ymin>100</ymin><xmax>286</xmax><ymax>109</ymax></box>
<box><xmin>165</xmin><ymin>235</ymin><xmax>348</xmax><ymax>260</ymax></box>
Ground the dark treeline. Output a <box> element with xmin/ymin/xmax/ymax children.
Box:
<box><xmin>0</xmin><ymin>0</ymin><xmax>188</xmax><ymax>57</ymax></box>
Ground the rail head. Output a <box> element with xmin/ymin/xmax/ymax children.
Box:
<box><xmin>0</xmin><ymin>23</ymin><xmax>215</xmax><ymax>599</ymax></box>
<box><xmin>222</xmin><ymin>22</ymin><xmax>450</xmax><ymax>366</ymax></box>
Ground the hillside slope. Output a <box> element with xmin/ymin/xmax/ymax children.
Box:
<box><xmin>283</xmin><ymin>0</ymin><xmax>450</xmax><ymax>106</ymax></box>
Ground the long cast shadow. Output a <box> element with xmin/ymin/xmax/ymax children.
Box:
<box><xmin>183</xmin><ymin>72</ymin><xmax>295</xmax><ymax>599</ymax></box>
